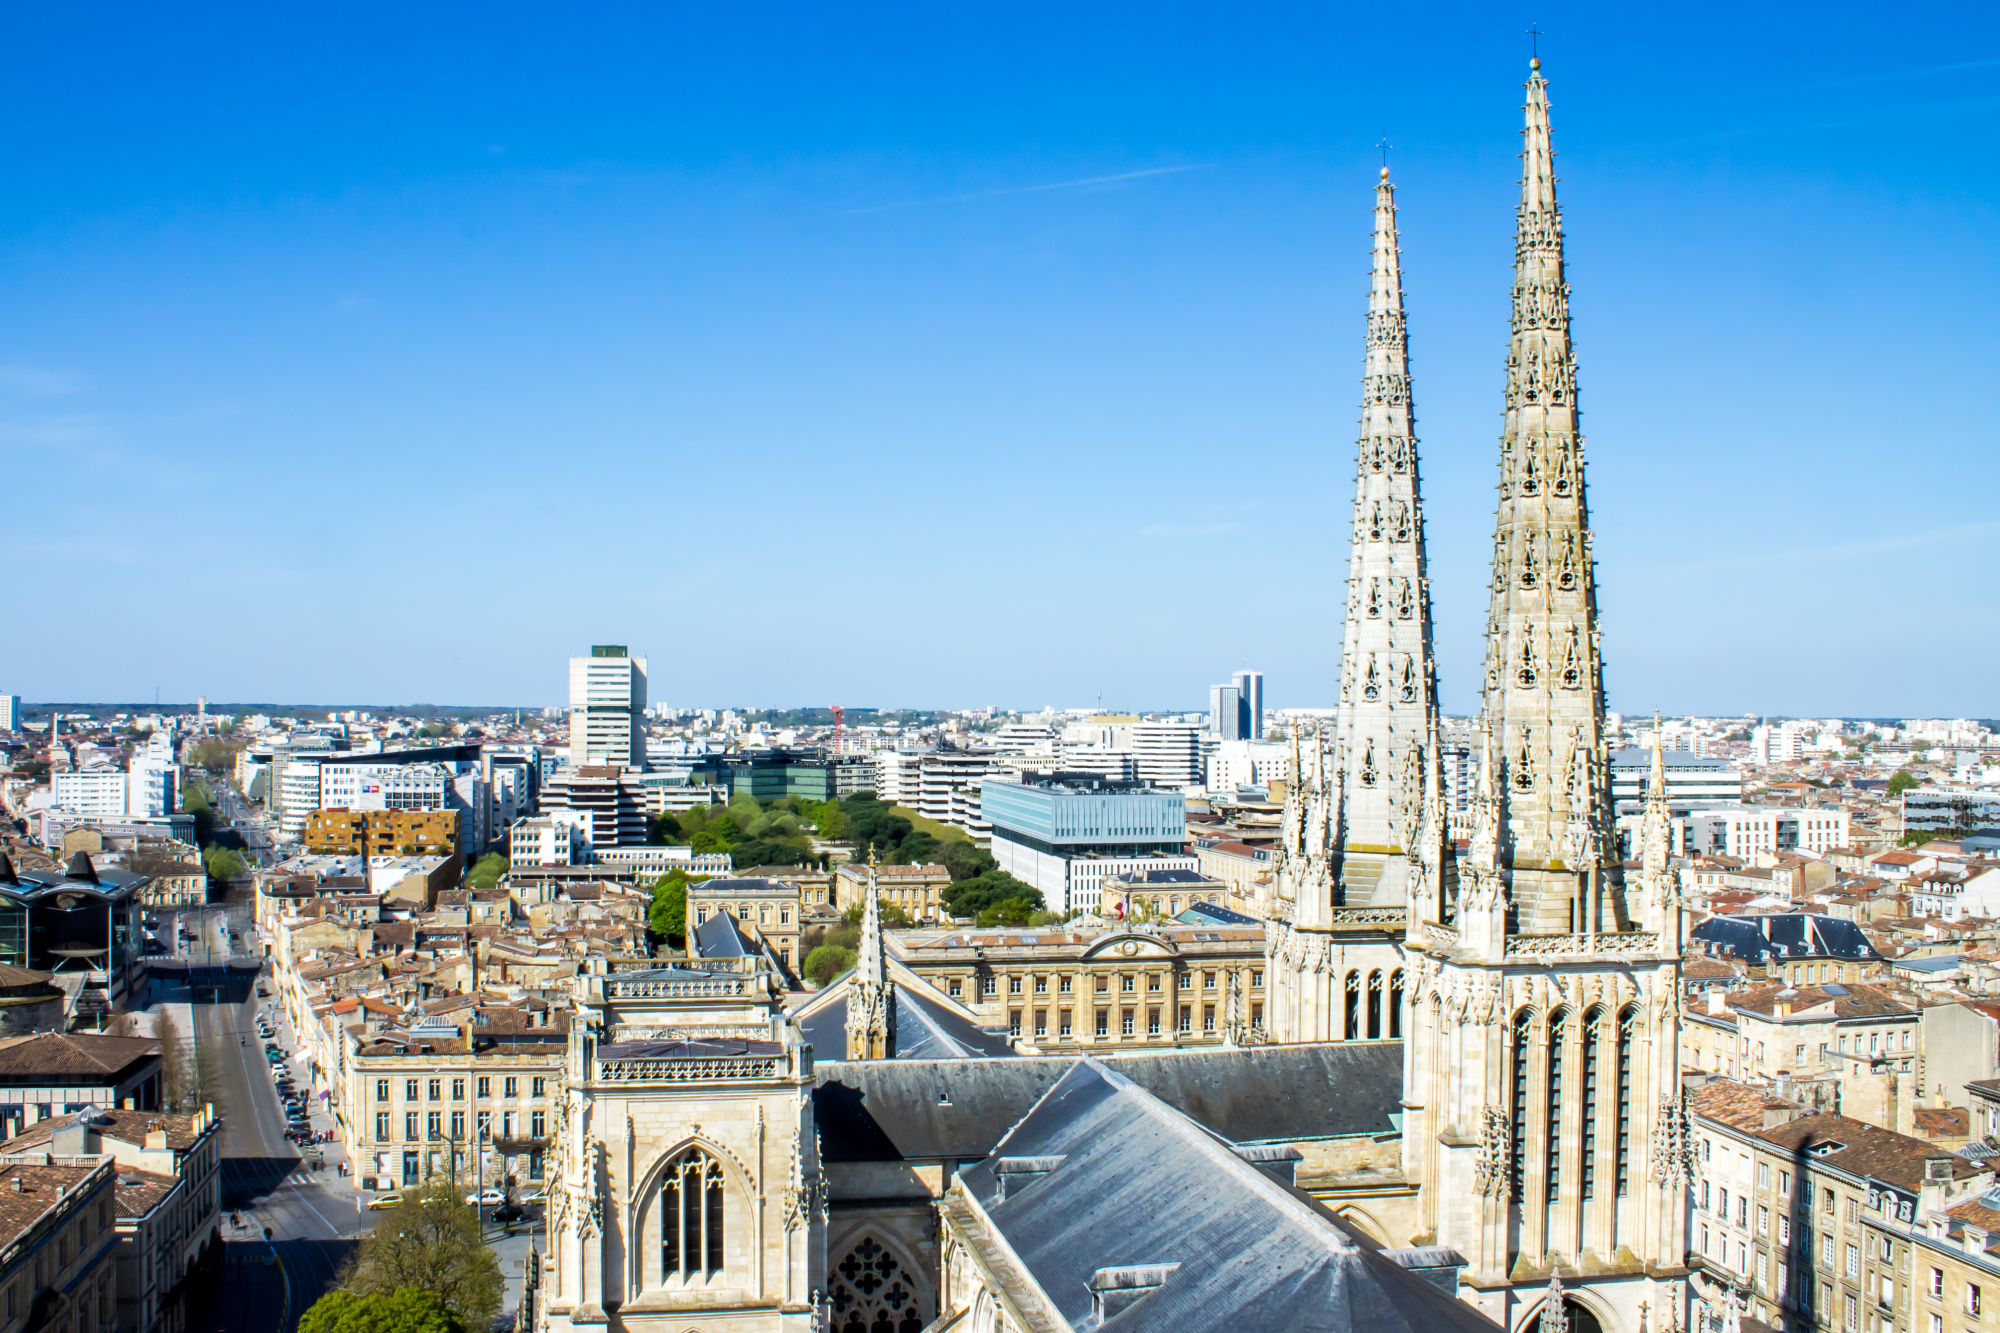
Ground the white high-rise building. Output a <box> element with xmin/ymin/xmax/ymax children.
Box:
<box><xmin>0</xmin><ymin>696</ymin><xmax>21</xmax><ymax>731</ymax></box>
<box><xmin>568</xmin><ymin>645</ymin><xmax>648</xmax><ymax>768</ymax></box>
<box><xmin>51</xmin><ymin>767</ymin><xmax>130</xmax><ymax>819</ymax></box>
<box><xmin>1127</xmin><ymin>722</ymin><xmax>1202</xmax><ymax>790</ymax></box>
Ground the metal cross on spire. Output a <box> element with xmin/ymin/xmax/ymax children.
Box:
<box><xmin>1377</xmin><ymin>138</ymin><xmax>1393</xmax><ymax>171</ymax></box>
<box><xmin>1526</xmin><ymin>23</ymin><xmax>1545</xmax><ymax>58</ymax></box>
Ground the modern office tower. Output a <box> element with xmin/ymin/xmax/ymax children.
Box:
<box><xmin>0</xmin><ymin>696</ymin><xmax>20</xmax><ymax>731</ymax></box>
<box><xmin>568</xmin><ymin>645</ymin><xmax>648</xmax><ymax>768</ymax></box>
<box><xmin>1208</xmin><ymin>684</ymin><xmax>1244</xmax><ymax>741</ymax></box>
<box><xmin>1231</xmin><ymin>670</ymin><xmax>1264</xmax><ymax>739</ymax></box>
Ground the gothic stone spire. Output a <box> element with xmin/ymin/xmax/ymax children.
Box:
<box><xmin>1324</xmin><ymin>165</ymin><xmax>1443</xmax><ymax>912</ymax></box>
<box><xmin>1477</xmin><ymin>57</ymin><xmax>1618</xmax><ymax>935</ymax></box>
<box><xmin>844</xmin><ymin>848</ymin><xmax>896</xmax><ymax>1059</ymax></box>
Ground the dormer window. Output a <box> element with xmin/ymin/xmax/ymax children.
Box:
<box><xmin>1807</xmin><ymin>1140</ymin><xmax>1846</xmax><ymax>1158</ymax></box>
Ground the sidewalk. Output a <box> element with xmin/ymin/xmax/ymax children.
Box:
<box><xmin>257</xmin><ymin>995</ymin><xmax>363</xmax><ymax>1205</ymax></box>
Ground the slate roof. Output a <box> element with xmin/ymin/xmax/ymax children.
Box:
<box><xmin>945</xmin><ymin>1059</ymin><xmax>1496</xmax><ymax>1333</ymax></box>
<box><xmin>693</xmin><ymin>912</ymin><xmax>749</xmax><ymax>958</ymax></box>
<box><xmin>814</xmin><ymin>1041</ymin><xmax>1404</xmax><ymax>1162</ymax></box>
<box><xmin>1693</xmin><ymin>913</ymin><xmax>1880</xmax><ymax>964</ymax></box>
<box><xmin>800</xmin><ymin>984</ymin><xmax>1016</xmax><ymax>1063</ymax></box>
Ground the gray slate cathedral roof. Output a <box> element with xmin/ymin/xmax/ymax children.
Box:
<box><xmin>800</xmin><ymin>982</ymin><xmax>1016</xmax><ymax>1063</ymax></box>
<box><xmin>945</xmin><ymin>1058</ymin><xmax>1497</xmax><ymax>1331</ymax></box>
<box><xmin>813</xmin><ymin>1040</ymin><xmax>1403</xmax><ymax>1162</ymax></box>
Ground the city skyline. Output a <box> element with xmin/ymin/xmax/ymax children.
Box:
<box><xmin>3</xmin><ymin>5</ymin><xmax>1996</xmax><ymax>714</ymax></box>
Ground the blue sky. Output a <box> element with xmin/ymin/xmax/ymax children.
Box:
<box><xmin>3</xmin><ymin>4</ymin><xmax>1996</xmax><ymax>717</ymax></box>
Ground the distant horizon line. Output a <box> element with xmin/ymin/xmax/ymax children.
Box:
<box><xmin>8</xmin><ymin>701</ymin><xmax>1990</xmax><ymax>729</ymax></box>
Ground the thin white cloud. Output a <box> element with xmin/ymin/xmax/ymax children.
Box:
<box><xmin>0</xmin><ymin>414</ymin><xmax>105</xmax><ymax>449</ymax></box>
<box><xmin>1142</xmin><ymin>522</ymin><xmax>1239</xmax><ymax>539</ymax></box>
<box><xmin>842</xmin><ymin>165</ymin><xmax>1206</xmax><ymax>216</ymax></box>
<box><xmin>0</xmin><ymin>365</ymin><xmax>82</xmax><ymax>398</ymax></box>
<box><xmin>1635</xmin><ymin>522</ymin><xmax>2000</xmax><ymax>577</ymax></box>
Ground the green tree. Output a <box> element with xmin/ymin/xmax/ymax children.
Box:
<box><xmin>802</xmin><ymin>943</ymin><xmax>858</xmax><ymax>986</ymax></box>
<box><xmin>463</xmin><ymin>855</ymin><xmax>507</xmax><ymax>891</ymax></box>
<box><xmin>647</xmin><ymin>811</ymin><xmax>684</xmax><ymax>845</ymax></box>
<box><xmin>203</xmin><ymin>846</ymin><xmax>246</xmax><ymax>885</ymax></box>
<box><xmin>942</xmin><ymin>872</ymin><xmax>1043</xmax><ymax>920</ymax></box>
<box><xmin>335</xmin><ymin>1178</ymin><xmax>503</xmax><ymax>1329</ymax></box>
<box><xmin>298</xmin><ymin>1289</ymin><xmax>466</xmax><ymax>1333</ymax></box>
<box><xmin>1887</xmin><ymin>769</ymin><xmax>1921</xmax><ymax>798</ymax></box>
<box><xmin>943</xmin><ymin>841</ymin><xmax>997</xmax><ymax>882</ymax></box>
<box><xmin>647</xmin><ymin>870</ymin><xmax>708</xmax><ymax>948</ymax></box>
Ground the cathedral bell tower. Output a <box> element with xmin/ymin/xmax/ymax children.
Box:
<box><xmin>1399</xmin><ymin>59</ymin><xmax>1689</xmax><ymax>1333</ymax></box>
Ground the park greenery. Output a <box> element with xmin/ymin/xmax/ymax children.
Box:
<box><xmin>330</xmin><ymin>1177</ymin><xmax>503</xmax><ymax>1329</ymax></box>
<box><xmin>1886</xmin><ymin>769</ymin><xmax>1921</xmax><ymax>798</ymax></box>
<box><xmin>298</xmin><ymin>1289</ymin><xmax>465</xmax><ymax>1333</ymax></box>
<box><xmin>464</xmin><ymin>854</ymin><xmax>508</xmax><ymax>891</ymax></box>
<box><xmin>648</xmin><ymin>790</ymin><xmax>996</xmax><ymax>869</ymax></box>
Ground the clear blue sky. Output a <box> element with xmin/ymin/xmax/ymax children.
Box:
<box><xmin>4</xmin><ymin>4</ymin><xmax>1996</xmax><ymax>717</ymax></box>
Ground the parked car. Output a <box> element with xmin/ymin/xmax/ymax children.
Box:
<box><xmin>464</xmin><ymin>1188</ymin><xmax>506</xmax><ymax>1207</ymax></box>
<box><xmin>492</xmin><ymin>1203</ymin><xmax>526</xmax><ymax>1224</ymax></box>
<box><xmin>515</xmin><ymin>1188</ymin><xmax>547</xmax><ymax>1204</ymax></box>
<box><xmin>365</xmin><ymin>1194</ymin><xmax>403</xmax><ymax>1210</ymax></box>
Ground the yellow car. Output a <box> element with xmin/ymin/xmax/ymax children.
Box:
<box><xmin>365</xmin><ymin>1194</ymin><xmax>403</xmax><ymax>1210</ymax></box>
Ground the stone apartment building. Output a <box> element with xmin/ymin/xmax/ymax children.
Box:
<box><xmin>1688</xmin><ymin>1076</ymin><xmax>1997</xmax><ymax>1333</ymax></box>
<box><xmin>0</xmin><ymin>1153</ymin><xmax>121</xmax><ymax>1333</ymax></box>
<box><xmin>833</xmin><ymin>862</ymin><xmax>946</xmax><ymax>921</ymax></box>
<box><xmin>333</xmin><ymin>1008</ymin><xmax>568</xmax><ymax>1194</ymax></box>
<box><xmin>1684</xmin><ymin>982</ymin><xmax>1920</xmax><ymax>1119</ymax></box>
<box><xmin>3</xmin><ymin>1104</ymin><xmax>224</xmax><ymax>1333</ymax></box>
<box><xmin>688</xmin><ymin>879</ymin><xmax>806</xmax><ymax>973</ymax></box>
<box><xmin>886</xmin><ymin>922</ymin><xmax>1270</xmax><ymax>1048</ymax></box>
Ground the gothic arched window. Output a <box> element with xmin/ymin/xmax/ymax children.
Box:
<box><xmin>1365</xmin><ymin>971</ymin><xmax>1383</xmax><ymax>1040</ymax></box>
<box><xmin>1546</xmin><ymin>1009</ymin><xmax>1569</xmax><ymax>1202</ymax></box>
<box><xmin>1615</xmin><ymin>1005</ymin><xmax>1636</xmax><ymax>1196</ymax></box>
<box><xmin>1388</xmin><ymin>970</ymin><xmax>1404</xmax><ymax>1040</ymax></box>
<box><xmin>660</xmin><ymin>1149</ymin><xmax>725</xmax><ymax>1283</ymax></box>
<box><xmin>1580</xmin><ymin>1007</ymin><xmax>1603</xmax><ymax>1200</ymax></box>
<box><xmin>1509</xmin><ymin>1010</ymin><xmax>1530</xmax><ymax>1203</ymax></box>
<box><xmin>830</xmin><ymin>1235</ymin><xmax>926</xmax><ymax>1333</ymax></box>
<box><xmin>1343</xmin><ymin>971</ymin><xmax>1360</xmax><ymax>1041</ymax></box>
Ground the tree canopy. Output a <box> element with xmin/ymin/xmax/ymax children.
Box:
<box><xmin>334</xmin><ymin>1178</ymin><xmax>503</xmax><ymax>1328</ymax></box>
<box><xmin>464</xmin><ymin>854</ymin><xmax>507</xmax><ymax>891</ymax></box>
<box><xmin>1886</xmin><ymin>769</ymin><xmax>1922</xmax><ymax>798</ymax></box>
<box><xmin>299</xmin><ymin>1289</ymin><xmax>466</xmax><ymax>1333</ymax></box>
<box><xmin>941</xmin><ymin>872</ymin><xmax>1046</xmax><ymax>925</ymax></box>
<box><xmin>648</xmin><ymin>869</ymin><xmax>709</xmax><ymax>948</ymax></box>
<box><xmin>203</xmin><ymin>846</ymin><xmax>246</xmax><ymax>884</ymax></box>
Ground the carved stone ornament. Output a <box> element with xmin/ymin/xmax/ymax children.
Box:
<box><xmin>1472</xmin><ymin>1105</ymin><xmax>1511</xmax><ymax>1197</ymax></box>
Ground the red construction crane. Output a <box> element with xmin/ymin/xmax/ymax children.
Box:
<box><xmin>831</xmin><ymin>705</ymin><xmax>844</xmax><ymax>754</ymax></box>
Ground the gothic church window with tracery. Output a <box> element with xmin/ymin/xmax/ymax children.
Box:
<box><xmin>660</xmin><ymin>1148</ymin><xmax>725</xmax><ymax>1283</ymax></box>
<box><xmin>830</xmin><ymin>1235</ymin><xmax>925</xmax><ymax>1333</ymax></box>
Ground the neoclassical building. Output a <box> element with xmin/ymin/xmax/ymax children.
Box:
<box><xmin>536</xmin><ymin>59</ymin><xmax>1687</xmax><ymax>1333</ymax></box>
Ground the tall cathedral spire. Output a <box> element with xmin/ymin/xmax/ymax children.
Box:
<box><xmin>1476</xmin><ymin>55</ymin><xmax>1618</xmax><ymax>936</ymax></box>
<box><xmin>1266</xmin><ymin>166</ymin><xmax>1444</xmax><ymax>1043</ymax></box>
<box><xmin>1322</xmin><ymin>164</ymin><xmax>1443</xmax><ymax>911</ymax></box>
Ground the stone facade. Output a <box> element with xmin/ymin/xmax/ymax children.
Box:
<box><xmin>540</xmin><ymin>955</ymin><xmax>824</xmax><ymax>1332</ymax></box>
